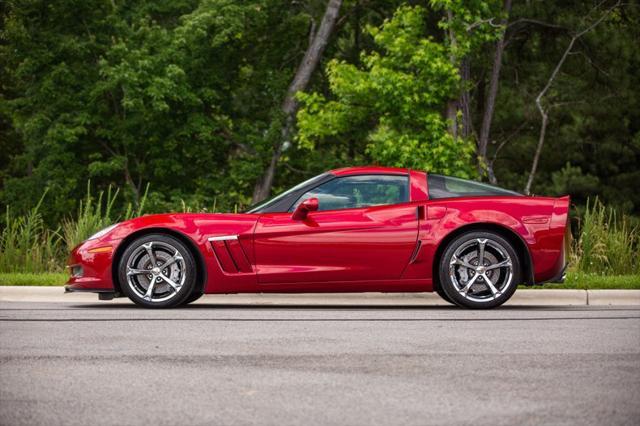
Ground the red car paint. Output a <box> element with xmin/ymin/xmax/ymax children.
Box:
<box><xmin>66</xmin><ymin>167</ymin><xmax>570</xmax><ymax>295</ymax></box>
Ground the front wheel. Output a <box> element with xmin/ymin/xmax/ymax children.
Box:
<box><xmin>118</xmin><ymin>234</ymin><xmax>197</xmax><ymax>308</ymax></box>
<box><xmin>439</xmin><ymin>231</ymin><xmax>521</xmax><ymax>309</ymax></box>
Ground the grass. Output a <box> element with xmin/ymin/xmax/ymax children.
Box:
<box><xmin>0</xmin><ymin>272</ymin><xmax>68</xmax><ymax>286</ymax></box>
<box><xmin>0</xmin><ymin>182</ymin><xmax>149</xmax><ymax>274</ymax></box>
<box><xmin>574</xmin><ymin>198</ymin><xmax>639</xmax><ymax>275</ymax></box>
<box><xmin>0</xmin><ymin>192</ymin><xmax>63</xmax><ymax>273</ymax></box>
<box><xmin>524</xmin><ymin>272</ymin><xmax>640</xmax><ymax>290</ymax></box>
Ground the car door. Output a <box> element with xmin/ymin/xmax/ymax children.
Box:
<box><xmin>253</xmin><ymin>174</ymin><xmax>419</xmax><ymax>285</ymax></box>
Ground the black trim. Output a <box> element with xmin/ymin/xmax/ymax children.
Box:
<box><xmin>65</xmin><ymin>285</ymin><xmax>119</xmax><ymax>296</ymax></box>
<box><xmin>409</xmin><ymin>240</ymin><xmax>422</xmax><ymax>264</ymax></box>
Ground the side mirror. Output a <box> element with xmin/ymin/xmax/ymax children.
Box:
<box><xmin>292</xmin><ymin>197</ymin><xmax>319</xmax><ymax>220</ymax></box>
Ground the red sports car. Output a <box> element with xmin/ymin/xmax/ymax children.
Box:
<box><xmin>65</xmin><ymin>166</ymin><xmax>570</xmax><ymax>309</ymax></box>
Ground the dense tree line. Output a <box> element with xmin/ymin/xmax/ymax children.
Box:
<box><xmin>1</xmin><ymin>0</ymin><xmax>638</xmax><ymax>226</ymax></box>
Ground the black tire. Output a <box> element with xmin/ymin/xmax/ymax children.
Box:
<box><xmin>118</xmin><ymin>234</ymin><xmax>197</xmax><ymax>308</ymax></box>
<box><xmin>435</xmin><ymin>283</ymin><xmax>455</xmax><ymax>305</ymax></box>
<box><xmin>183</xmin><ymin>290</ymin><xmax>203</xmax><ymax>305</ymax></box>
<box><xmin>439</xmin><ymin>231</ymin><xmax>521</xmax><ymax>309</ymax></box>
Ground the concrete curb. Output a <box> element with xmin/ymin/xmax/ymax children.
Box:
<box><xmin>587</xmin><ymin>289</ymin><xmax>640</xmax><ymax>306</ymax></box>
<box><xmin>0</xmin><ymin>286</ymin><xmax>639</xmax><ymax>306</ymax></box>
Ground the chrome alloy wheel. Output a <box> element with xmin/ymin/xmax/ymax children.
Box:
<box><xmin>448</xmin><ymin>238</ymin><xmax>514</xmax><ymax>303</ymax></box>
<box><xmin>125</xmin><ymin>241</ymin><xmax>186</xmax><ymax>303</ymax></box>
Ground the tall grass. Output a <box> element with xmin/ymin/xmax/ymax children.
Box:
<box><xmin>575</xmin><ymin>198</ymin><xmax>639</xmax><ymax>275</ymax></box>
<box><xmin>0</xmin><ymin>191</ymin><xmax>63</xmax><ymax>273</ymax></box>
<box><xmin>62</xmin><ymin>182</ymin><xmax>149</xmax><ymax>250</ymax></box>
<box><xmin>0</xmin><ymin>183</ymin><xmax>149</xmax><ymax>273</ymax></box>
<box><xmin>61</xmin><ymin>183</ymin><xmax>119</xmax><ymax>251</ymax></box>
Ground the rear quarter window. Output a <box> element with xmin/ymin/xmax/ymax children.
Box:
<box><xmin>427</xmin><ymin>174</ymin><xmax>521</xmax><ymax>199</ymax></box>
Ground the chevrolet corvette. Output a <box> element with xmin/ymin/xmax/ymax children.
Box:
<box><xmin>65</xmin><ymin>166</ymin><xmax>570</xmax><ymax>309</ymax></box>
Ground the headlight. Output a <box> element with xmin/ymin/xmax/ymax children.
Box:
<box><xmin>87</xmin><ymin>224</ymin><xmax>119</xmax><ymax>241</ymax></box>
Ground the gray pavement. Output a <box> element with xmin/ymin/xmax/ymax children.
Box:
<box><xmin>1</xmin><ymin>301</ymin><xmax>639</xmax><ymax>426</ymax></box>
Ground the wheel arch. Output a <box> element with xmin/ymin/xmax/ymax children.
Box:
<box><xmin>431</xmin><ymin>222</ymin><xmax>534</xmax><ymax>293</ymax></box>
<box><xmin>112</xmin><ymin>227</ymin><xmax>207</xmax><ymax>297</ymax></box>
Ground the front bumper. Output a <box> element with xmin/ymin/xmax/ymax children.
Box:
<box><xmin>65</xmin><ymin>238</ymin><xmax>122</xmax><ymax>293</ymax></box>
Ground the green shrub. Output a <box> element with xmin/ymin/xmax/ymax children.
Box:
<box><xmin>61</xmin><ymin>183</ymin><xmax>119</xmax><ymax>251</ymax></box>
<box><xmin>0</xmin><ymin>192</ymin><xmax>63</xmax><ymax>273</ymax></box>
<box><xmin>575</xmin><ymin>198</ymin><xmax>639</xmax><ymax>275</ymax></box>
<box><xmin>61</xmin><ymin>182</ymin><xmax>149</xmax><ymax>251</ymax></box>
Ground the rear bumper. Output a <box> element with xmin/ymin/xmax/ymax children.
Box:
<box><xmin>537</xmin><ymin>263</ymin><xmax>568</xmax><ymax>285</ymax></box>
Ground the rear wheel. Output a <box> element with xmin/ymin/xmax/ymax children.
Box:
<box><xmin>118</xmin><ymin>234</ymin><xmax>197</xmax><ymax>308</ymax></box>
<box><xmin>439</xmin><ymin>231</ymin><xmax>520</xmax><ymax>309</ymax></box>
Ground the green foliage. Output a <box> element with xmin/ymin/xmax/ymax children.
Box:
<box><xmin>574</xmin><ymin>198</ymin><xmax>639</xmax><ymax>275</ymax></box>
<box><xmin>0</xmin><ymin>192</ymin><xmax>62</xmax><ymax>273</ymax></box>
<box><xmin>61</xmin><ymin>183</ymin><xmax>119</xmax><ymax>251</ymax></box>
<box><xmin>62</xmin><ymin>182</ymin><xmax>149</xmax><ymax>250</ymax></box>
<box><xmin>297</xmin><ymin>6</ymin><xmax>478</xmax><ymax>177</ymax></box>
<box><xmin>0</xmin><ymin>182</ymin><xmax>150</xmax><ymax>274</ymax></box>
<box><xmin>0</xmin><ymin>0</ymin><xmax>638</xmax><ymax>231</ymax></box>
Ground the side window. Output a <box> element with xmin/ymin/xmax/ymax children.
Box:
<box><xmin>291</xmin><ymin>175</ymin><xmax>409</xmax><ymax>211</ymax></box>
<box><xmin>427</xmin><ymin>174</ymin><xmax>521</xmax><ymax>199</ymax></box>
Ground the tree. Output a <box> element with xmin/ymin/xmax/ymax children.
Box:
<box><xmin>524</xmin><ymin>0</ymin><xmax>621</xmax><ymax>194</ymax></box>
<box><xmin>252</xmin><ymin>0</ymin><xmax>343</xmax><ymax>203</ymax></box>
<box><xmin>297</xmin><ymin>4</ymin><xmax>504</xmax><ymax>177</ymax></box>
<box><xmin>477</xmin><ymin>0</ymin><xmax>512</xmax><ymax>183</ymax></box>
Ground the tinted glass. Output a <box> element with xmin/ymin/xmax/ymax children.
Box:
<box><xmin>427</xmin><ymin>174</ymin><xmax>521</xmax><ymax>199</ymax></box>
<box><xmin>291</xmin><ymin>175</ymin><xmax>409</xmax><ymax>211</ymax></box>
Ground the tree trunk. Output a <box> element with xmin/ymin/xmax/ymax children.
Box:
<box><xmin>524</xmin><ymin>111</ymin><xmax>547</xmax><ymax>195</ymax></box>
<box><xmin>252</xmin><ymin>0</ymin><xmax>343</xmax><ymax>203</ymax></box>
<box><xmin>445</xmin><ymin>11</ymin><xmax>472</xmax><ymax>142</ymax></box>
<box><xmin>459</xmin><ymin>57</ymin><xmax>473</xmax><ymax>139</ymax></box>
<box><xmin>444</xmin><ymin>9</ymin><xmax>460</xmax><ymax>140</ymax></box>
<box><xmin>478</xmin><ymin>0</ymin><xmax>512</xmax><ymax>184</ymax></box>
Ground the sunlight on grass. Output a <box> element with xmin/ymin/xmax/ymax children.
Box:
<box><xmin>0</xmin><ymin>273</ymin><xmax>68</xmax><ymax>286</ymax></box>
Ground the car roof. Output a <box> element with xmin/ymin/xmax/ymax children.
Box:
<box><xmin>329</xmin><ymin>166</ymin><xmax>410</xmax><ymax>176</ymax></box>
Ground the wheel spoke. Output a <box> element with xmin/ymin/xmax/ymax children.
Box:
<box><xmin>143</xmin><ymin>279</ymin><xmax>156</xmax><ymax>301</ymax></box>
<box><xmin>143</xmin><ymin>242</ymin><xmax>157</xmax><ymax>266</ymax></box>
<box><xmin>451</xmin><ymin>255</ymin><xmax>475</xmax><ymax>270</ymax></box>
<box><xmin>160</xmin><ymin>251</ymin><xmax>183</xmax><ymax>269</ymax></box>
<box><xmin>483</xmin><ymin>273</ymin><xmax>501</xmax><ymax>298</ymax></box>
<box><xmin>459</xmin><ymin>274</ymin><xmax>479</xmax><ymax>297</ymax></box>
<box><xmin>127</xmin><ymin>268</ymin><xmax>149</xmax><ymax>276</ymax></box>
<box><xmin>486</xmin><ymin>259</ymin><xmax>511</xmax><ymax>270</ymax></box>
<box><xmin>159</xmin><ymin>273</ymin><xmax>181</xmax><ymax>291</ymax></box>
<box><xmin>477</xmin><ymin>239</ymin><xmax>487</xmax><ymax>265</ymax></box>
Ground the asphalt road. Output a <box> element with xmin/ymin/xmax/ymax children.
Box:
<box><xmin>1</xmin><ymin>301</ymin><xmax>639</xmax><ymax>426</ymax></box>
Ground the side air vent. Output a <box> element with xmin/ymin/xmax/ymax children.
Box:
<box><xmin>208</xmin><ymin>236</ymin><xmax>253</xmax><ymax>273</ymax></box>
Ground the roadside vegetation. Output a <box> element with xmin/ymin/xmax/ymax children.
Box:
<box><xmin>0</xmin><ymin>1</ymin><xmax>638</xmax><ymax>288</ymax></box>
<box><xmin>1</xmin><ymin>189</ymin><xmax>637</xmax><ymax>287</ymax></box>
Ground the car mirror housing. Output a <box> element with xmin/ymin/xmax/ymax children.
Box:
<box><xmin>292</xmin><ymin>197</ymin><xmax>319</xmax><ymax>220</ymax></box>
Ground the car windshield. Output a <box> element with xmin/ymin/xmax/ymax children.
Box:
<box><xmin>246</xmin><ymin>173</ymin><xmax>329</xmax><ymax>213</ymax></box>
